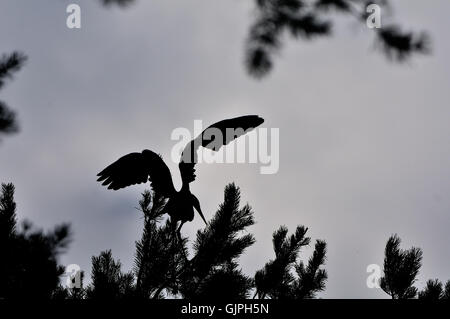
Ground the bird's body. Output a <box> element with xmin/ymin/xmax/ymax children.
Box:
<box><xmin>163</xmin><ymin>185</ymin><xmax>197</xmax><ymax>224</ymax></box>
<box><xmin>97</xmin><ymin>115</ymin><xmax>264</xmax><ymax>232</ymax></box>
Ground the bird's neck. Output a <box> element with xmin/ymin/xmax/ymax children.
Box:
<box><xmin>181</xmin><ymin>182</ymin><xmax>190</xmax><ymax>193</ymax></box>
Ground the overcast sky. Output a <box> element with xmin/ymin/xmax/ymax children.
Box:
<box><xmin>1</xmin><ymin>0</ymin><xmax>449</xmax><ymax>298</ymax></box>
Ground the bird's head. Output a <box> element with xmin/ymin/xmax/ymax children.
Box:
<box><xmin>179</xmin><ymin>161</ymin><xmax>196</xmax><ymax>185</ymax></box>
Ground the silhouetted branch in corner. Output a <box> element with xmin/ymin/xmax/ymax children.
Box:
<box><xmin>0</xmin><ymin>183</ymin><xmax>71</xmax><ymax>299</ymax></box>
<box><xmin>246</xmin><ymin>0</ymin><xmax>430</xmax><ymax>77</ymax></box>
<box><xmin>96</xmin><ymin>0</ymin><xmax>431</xmax><ymax>78</ymax></box>
<box><xmin>0</xmin><ymin>51</ymin><xmax>27</xmax><ymax>140</ymax></box>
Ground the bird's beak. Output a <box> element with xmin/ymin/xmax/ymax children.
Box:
<box><xmin>197</xmin><ymin>207</ymin><xmax>208</xmax><ymax>226</ymax></box>
<box><xmin>193</xmin><ymin>200</ymin><xmax>207</xmax><ymax>225</ymax></box>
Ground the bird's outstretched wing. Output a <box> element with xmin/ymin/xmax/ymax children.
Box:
<box><xmin>179</xmin><ymin>115</ymin><xmax>264</xmax><ymax>183</ymax></box>
<box><xmin>97</xmin><ymin>149</ymin><xmax>176</xmax><ymax>197</ymax></box>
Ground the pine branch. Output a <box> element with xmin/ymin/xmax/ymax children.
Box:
<box><xmin>380</xmin><ymin>234</ymin><xmax>422</xmax><ymax>299</ymax></box>
<box><xmin>180</xmin><ymin>183</ymin><xmax>255</xmax><ymax>299</ymax></box>
<box><xmin>134</xmin><ymin>190</ymin><xmax>187</xmax><ymax>299</ymax></box>
<box><xmin>376</xmin><ymin>26</ymin><xmax>430</xmax><ymax>61</ymax></box>
<box><xmin>0</xmin><ymin>101</ymin><xmax>19</xmax><ymax>136</ymax></box>
<box><xmin>100</xmin><ymin>0</ymin><xmax>136</xmax><ymax>7</ymax></box>
<box><xmin>255</xmin><ymin>225</ymin><xmax>327</xmax><ymax>299</ymax></box>
<box><xmin>246</xmin><ymin>0</ymin><xmax>430</xmax><ymax>77</ymax></box>
<box><xmin>255</xmin><ymin>225</ymin><xmax>311</xmax><ymax>299</ymax></box>
<box><xmin>0</xmin><ymin>52</ymin><xmax>27</xmax><ymax>90</ymax></box>
<box><xmin>294</xmin><ymin>239</ymin><xmax>327</xmax><ymax>298</ymax></box>
<box><xmin>0</xmin><ymin>183</ymin><xmax>17</xmax><ymax>239</ymax></box>
<box><xmin>1</xmin><ymin>183</ymin><xmax>73</xmax><ymax>299</ymax></box>
<box><xmin>444</xmin><ymin>281</ymin><xmax>450</xmax><ymax>300</ymax></box>
<box><xmin>87</xmin><ymin>250</ymin><xmax>134</xmax><ymax>299</ymax></box>
<box><xmin>418</xmin><ymin>279</ymin><xmax>444</xmax><ymax>300</ymax></box>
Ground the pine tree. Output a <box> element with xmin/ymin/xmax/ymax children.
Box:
<box><xmin>254</xmin><ymin>226</ymin><xmax>327</xmax><ymax>299</ymax></box>
<box><xmin>379</xmin><ymin>234</ymin><xmax>450</xmax><ymax>300</ymax></box>
<box><xmin>380</xmin><ymin>234</ymin><xmax>422</xmax><ymax>299</ymax></box>
<box><xmin>83</xmin><ymin>183</ymin><xmax>327</xmax><ymax>299</ymax></box>
<box><xmin>52</xmin><ymin>271</ymin><xmax>86</xmax><ymax>300</ymax></box>
<box><xmin>417</xmin><ymin>279</ymin><xmax>450</xmax><ymax>301</ymax></box>
<box><xmin>133</xmin><ymin>190</ymin><xmax>187</xmax><ymax>299</ymax></box>
<box><xmin>0</xmin><ymin>182</ymin><xmax>71</xmax><ymax>299</ymax></box>
<box><xmin>418</xmin><ymin>279</ymin><xmax>444</xmax><ymax>300</ymax></box>
<box><xmin>294</xmin><ymin>239</ymin><xmax>327</xmax><ymax>298</ymax></box>
<box><xmin>179</xmin><ymin>183</ymin><xmax>255</xmax><ymax>299</ymax></box>
<box><xmin>86</xmin><ymin>250</ymin><xmax>134</xmax><ymax>299</ymax></box>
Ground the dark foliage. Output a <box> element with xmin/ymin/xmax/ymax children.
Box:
<box><xmin>179</xmin><ymin>183</ymin><xmax>255</xmax><ymax>299</ymax></box>
<box><xmin>86</xmin><ymin>250</ymin><xmax>135</xmax><ymax>299</ymax></box>
<box><xmin>379</xmin><ymin>234</ymin><xmax>450</xmax><ymax>300</ymax></box>
<box><xmin>0</xmin><ymin>183</ymin><xmax>16</xmax><ymax>239</ymax></box>
<box><xmin>247</xmin><ymin>0</ymin><xmax>430</xmax><ymax>77</ymax></box>
<box><xmin>0</xmin><ymin>183</ymin><xmax>71</xmax><ymax>299</ymax></box>
<box><xmin>377</xmin><ymin>26</ymin><xmax>430</xmax><ymax>61</ymax></box>
<box><xmin>83</xmin><ymin>183</ymin><xmax>262</xmax><ymax>300</ymax></box>
<box><xmin>294</xmin><ymin>239</ymin><xmax>327</xmax><ymax>298</ymax></box>
<box><xmin>0</xmin><ymin>52</ymin><xmax>27</xmax><ymax>89</ymax></box>
<box><xmin>80</xmin><ymin>183</ymin><xmax>327</xmax><ymax>299</ymax></box>
<box><xmin>445</xmin><ymin>281</ymin><xmax>450</xmax><ymax>300</ymax></box>
<box><xmin>418</xmin><ymin>279</ymin><xmax>450</xmax><ymax>301</ymax></box>
<box><xmin>0</xmin><ymin>52</ymin><xmax>26</xmax><ymax>139</ymax></box>
<box><xmin>96</xmin><ymin>0</ymin><xmax>430</xmax><ymax>78</ymax></box>
<box><xmin>418</xmin><ymin>279</ymin><xmax>444</xmax><ymax>300</ymax></box>
<box><xmin>0</xmin><ymin>101</ymin><xmax>18</xmax><ymax>135</ymax></box>
<box><xmin>380</xmin><ymin>234</ymin><xmax>422</xmax><ymax>299</ymax></box>
<box><xmin>190</xmin><ymin>262</ymin><xmax>253</xmax><ymax>300</ymax></box>
<box><xmin>100</xmin><ymin>0</ymin><xmax>136</xmax><ymax>7</ymax></box>
<box><xmin>52</xmin><ymin>271</ymin><xmax>86</xmax><ymax>300</ymax></box>
<box><xmin>134</xmin><ymin>190</ymin><xmax>187</xmax><ymax>299</ymax></box>
<box><xmin>254</xmin><ymin>225</ymin><xmax>327</xmax><ymax>298</ymax></box>
<box><xmin>247</xmin><ymin>0</ymin><xmax>330</xmax><ymax>77</ymax></box>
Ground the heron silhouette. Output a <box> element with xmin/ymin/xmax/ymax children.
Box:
<box><xmin>97</xmin><ymin>115</ymin><xmax>264</xmax><ymax>239</ymax></box>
